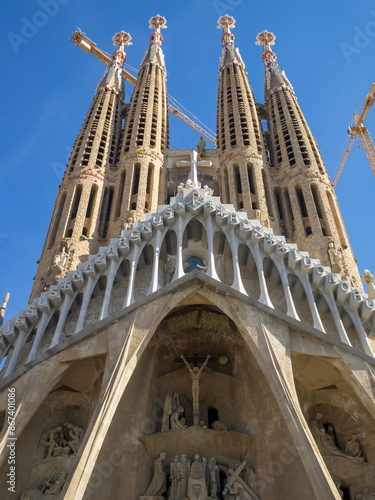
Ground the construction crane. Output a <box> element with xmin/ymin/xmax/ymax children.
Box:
<box><xmin>70</xmin><ymin>29</ymin><xmax>217</xmax><ymax>146</ymax></box>
<box><xmin>332</xmin><ymin>83</ymin><xmax>375</xmax><ymax>188</ymax></box>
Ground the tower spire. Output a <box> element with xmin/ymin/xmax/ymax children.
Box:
<box><xmin>148</xmin><ymin>14</ymin><xmax>167</xmax><ymax>48</ymax></box>
<box><xmin>216</xmin><ymin>17</ymin><xmax>277</xmax><ymax>229</ymax></box>
<box><xmin>256</xmin><ymin>30</ymin><xmax>293</xmax><ymax>95</ymax></box>
<box><xmin>139</xmin><ymin>15</ymin><xmax>167</xmax><ymax>70</ymax></box>
<box><xmin>217</xmin><ymin>15</ymin><xmax>245</xmax><ymax>70</ymax></box>
<box><xmin>30</xmin><ymin>29</ymin><xmax>130</xmax><ymax>300</ymax></box>
<box><xmin>100</xmin><ymin>30</ymin><xmax>132</xmax><ymax>93</ymax></box>
<box><xmin>257</xmin><ymin>30</ymin><xmax>362</xmax><ymax>287</ymax></box>
<box><xmin>115</xmin><ymin>15</ymin><xmax>169</xmax><ymax>226</ymax></box>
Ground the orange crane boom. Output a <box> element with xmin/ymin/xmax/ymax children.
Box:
<box><xmin>333</xmin><ymin>83</ymin><xmax>375</xmax><ymax>187</ymax></box>
<box><xmin>70</xmin><ymin>29</ymin><xmax>217</xmax><ymax>146</ymax></box>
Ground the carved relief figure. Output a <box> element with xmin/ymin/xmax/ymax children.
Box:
<box><xmin>44</xmin><ymin>426</ymin><xmax>63</xmax><ymax>458</ymax></box>
<box><xmin>169</xmin><ymin>456</ymin><xmax>180</xmax><ymax>500</ymax></box>
<box><xmin>197</xmin><ymin>136</ymin><xmax>206</xmax><ymax>156</ymax></box>
<box><xmin>212</xmin><ymin>420</ymin><xmax>228</xmax><ymax>432</ymax></box>
<box><xmin>53</xmin><ymin>244</ymin><xmax>70</xmax><ymax>277</ymax></box>
<box><xmin>181</xmin><ymin>354</ymin><xmax>210</xmax><ymax>425</ymax></box>
<box><xmin>20</xmin><ymin>470</ymin><xmax>67</xmax><ymax>499</ymax></box>
<box><xmin>65</xmin><ymin>422</ymin><xmax>84</xmax><ymax>456</ymax></box>
<box><xmin>204</xmin><ymin>185</ymin><xmax>213</xmax><ymax>196</ymax></box>
<box><xmin>143</xmin><ymin>452</ymin><xmax>167</xmax><ymax>497</ymax></box>
<box><xmin>43</xmin><ymin>423</ymin><xmax>84</xmax><ymax>459</ymax></box>
<box><xmin>177</xmin><ymin>182</ymin><xmax>185</xmax><ymax>195</ymax></box>
<box><xmin>310</xmin><ymin>414</ymin><xmax>364</xmax><ymax>463</ymax></box>
<box><xmin>223</xmin><ymin>461</ymin><xmax>259</xmax><ymax>500</ymax></box>
<box><xmin>187</xmin><ymin>453</ymin><xmax>208</xmax><ymax>500</ymax></box>
<box><xmin>161</xmin><ymin>391</ymin><xmax>179</xmax><ymax>431</ymax></box>
<box><xmin>170</xmin><ymin>406</ymin><xmax>187</xmax><ymax>431</ymax></box>
<box><xmin>177</xmin><ymin>453</ymin><xmax>191</xmax><ymax>500</ymax></box>
<box><xmin>327</xmin><ymin>241</ymin><xmax>342</xmax><ymax>274</ymax></box>
<box><xmin>363</xmin><ymin>269</ymin><xmax>375</xmax><ymax>299</ymax></box>
<box><xmin>124</xmin><ymin>217</ymin><xmax>134</xmax><ymax>231</ymax></box>
<box><xmin>345</xmin><ymin>434</ymin><xmax>362</xmax><ymax>459</ymax></box>
<box><xmin>207</xmin><ymin>457</ymin><xmax>220</xmax><ymax>499</ymax></box>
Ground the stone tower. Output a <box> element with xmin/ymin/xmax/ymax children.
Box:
<box><xmin>110</xmin><ymin>14</ymin><xmax>168</xmax><ymax>234</ymax></box>
<box><xmin>256</xmin><ymin>30</ymin><xmax>362</xmax><ymax>288</ymax></box>
<box><xmin>1</xmin><ymin>16</ymin><xmax>375</xmax><ymax>500</ymax></box>
<box><xmin>30</xmin><ymin>30</ymin><xmax>132</xmax><ymax>301</ymax></box>
<box><xmin>217</xmin><ymin>15</ymin><xmax>279</xmax><ymax>232</ymax></box>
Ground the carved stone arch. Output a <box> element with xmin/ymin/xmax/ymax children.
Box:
<box><xmin>182</xmin><ymin>218</ymin><xmax>208</xmax><ymax>270</ymax></box>
<box><xmin>39</xmin><ymin>309</ymin><xmax>60</xmax><ymax>352</ymax></box>
<box><xmin>336</xmin><ymin>304</ymin><xmax>363</xmax><ymax>352</ymax></box>
<box><xmin>84</xmin><ymin>275</ymin><xmax>107</xmax><ymax>329</ymax></box>
<box><xmin>263</xmin><ymin>256</ymin><xmax>287</xmax><ymax>314</ymax></box>
<box><xmin>108</xmin><ymin>259</ymin><xmax>130</xmax><ymax>315</ymax></box>
<box><xmin>63</xmin><ymin>292</ymin><xmax>83</xmax><ymax>337</ymax></box>
<box><xmin>107</xmin><ymin>298</ymin><xmax>317</xmax><ymax>499</ymax></box>
<box><xmin>12</xmin><ymin>355</ymin><xmax>106</xmax><ymax>494</ymax></box>
<box><xmin>238</xmin><ymin>243</ymin><xmax>260</xmax><ymax>300</ymax></box>
<box><xmin>312</xmin><ymin>291</ymin><xmax>340</xmax><ymax>341</ymax></box>
<box><xmin>213</xmin><ymin>230</ymin><xmax>232</xmax><ymax>284</ymax></box>
<box><xmin>134</xmin><ymin>245</ymin><xmax>154</xmax><ymax>301</ymax></box>
<box><xmin>305</xmin><ymin>400</ymin><xmax>375</xmax><ymax>464</ymax></box>
<box><xmin>287</xmin><ymin>272</ymin><xmax>314</xmax><ymax>327</ymax></box>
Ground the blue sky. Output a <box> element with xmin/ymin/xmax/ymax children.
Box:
<box><xmin>1</xmin><ymin>0</ymin><xmax>375</xmax><ymax>321</ymax></box>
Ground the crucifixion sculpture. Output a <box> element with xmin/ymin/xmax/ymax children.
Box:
<box><xmin>180</xmin><ymin>353</ymin><xmax>211</xmax><ymax>425</ymax></box>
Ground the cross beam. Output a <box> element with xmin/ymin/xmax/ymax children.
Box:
<box><xmin>175</xmin><ymin>150</ymin><xmax>212</xmax><ymax>188</ymax></box>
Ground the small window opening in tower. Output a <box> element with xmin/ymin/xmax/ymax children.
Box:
<box><xmin>311</xmin><ymin>184</ymin><xmax>330</xmax><ymax>237</ymax></box>
<box><xmin>295</xmin><ymin>186</ymin><xmax>308</xmax><ymax>218</ymax></box>
<box><xmin>234</xmin><ymin>164</ymin><xmax>242</xmax><ymax>194</ymax></box>
<box><xmin>98</xmin><ymin>187</ymin><xmax>114</xmax><ymax>239</ymax></box>
<box><xmin>224</xmin><ymin>169</ymin><xmax>230</xmax><ymax>203</ymax></box>
<box><xmin>262</xmin><ymin>170</ymin><xmax>274</xmax><ymax>218</ymax></box>
<box><xmin>283</xmin><ymin>187</ymin><xmax>295</xmax><ymax>236</ymax></box>
<box><xmin>86</xmin><ymin>186</ymin><xmax>97</xmax><ymax>219</ymax></box>
<box><xmin>115</xmin><ymin>171</ymin><xmax>126</xmax><ymax>218</ymax></box>
<box><xmin>274</xmin><ymin>187</ymin><xmax>285</xmax><ymax>233</ymax></box>
<box><xmin>132</xmin><ymin>163</ymin><xmax>141</xmax><ymax>196</ymax></box>
<box><xmin>247</xmin><ymin>164</ymin><xmax>256</xmax><ymax>195</ymax></box>
<box><xmin>146</xmin><ymin>164</ymin><xmax>154</xmax><ymax>195</ymax></box>
<box><xmin>70</xmin><ymin>185</ymin><xmax>83</xmax><ymax>220</ymax></box>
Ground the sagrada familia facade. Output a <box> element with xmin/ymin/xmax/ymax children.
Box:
<box><xmin>0</xmin><ymin>14</ymin><xmax>374</xmax><ymax>500</ymax></box>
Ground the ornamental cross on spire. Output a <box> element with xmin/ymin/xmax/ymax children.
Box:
<box><xmin>256</xmin><ymin>30</ymin><xmax>278</xmax><ymax>69</ymax></box>
<box><xmin>149</xmin><ymin>15</ymin><xmax>167</xmax><ymax>47</ymax></box>
<box><xmin>110</xmin><ymin>30</ymin><xmax>132</xmax><ymax>69</ymax></box>
<box><xmin>217</xmin><ymin>14</ymin><xmax>236</xmax><ymax>47</ymax></box>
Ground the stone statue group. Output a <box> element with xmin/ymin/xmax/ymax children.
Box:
<box><xmin>310</xmin><ymin>413</ymin><xmax>364</xmax><ymax>463</ymax></box>
<box><xmin>141</xmin><ymin>452</ymin><xmax>259</xmax><ymax>500</ymax></box>
<box><xmin>43</xmin><ymin>422</ymin><xmax>84</xmax><ymax>458</ymax></box>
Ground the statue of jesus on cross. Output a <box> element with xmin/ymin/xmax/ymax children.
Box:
<box><xmin>180</xmin><ymin>353</ymin><xmax>211</xmax><ymax>425</ymax></box>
